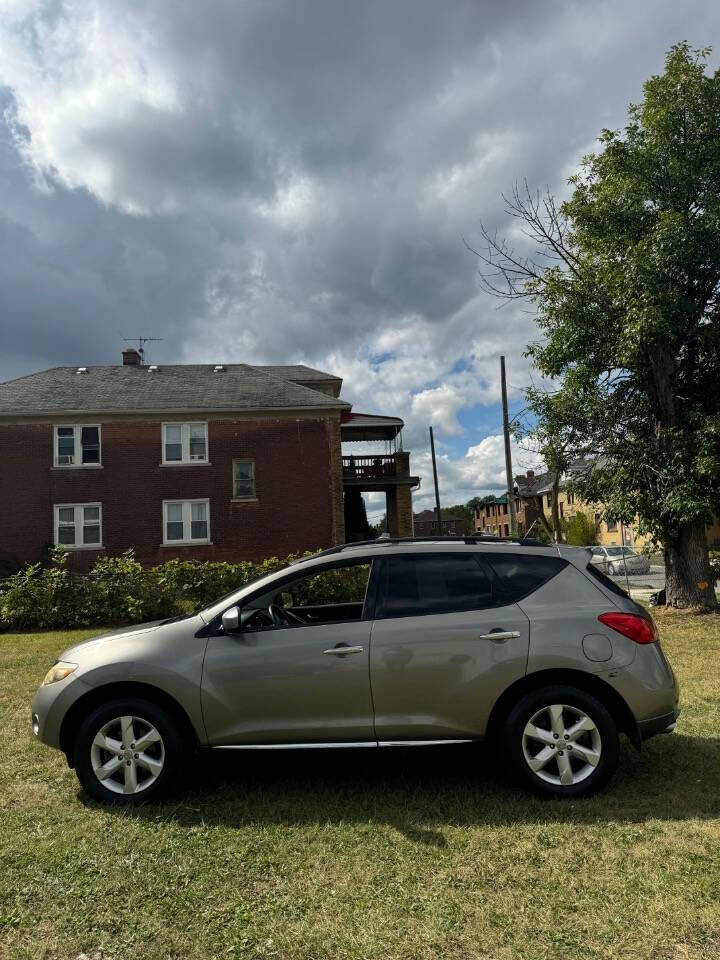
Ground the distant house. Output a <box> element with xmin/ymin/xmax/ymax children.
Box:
<box><xmin>473</xmin><ymin>489</ymin><xmax>535</xmax><ymax>538</ymax></box>
<box><xmin>413</xmin><ymin>509</ymin><xmax>466</xmax><ymax>537</ymax></box>
<box><xmin>506</xmin><ymin>467</ymin><xmax>719</xmax><ymax>549</ymax></box>
<box><xmin>0</xmin><ymin>350</ymin><xmax>418</xmax><ymax>570</ymax></box>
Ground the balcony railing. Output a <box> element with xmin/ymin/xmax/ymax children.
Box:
<box><xmin>342</xmin><ymin>454</ymin><xmax>397</xmax><ymax>480</ymax></box>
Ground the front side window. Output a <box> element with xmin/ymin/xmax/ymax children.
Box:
<box><xmin>162</xmin><ymin>423</ymin><xmax>208</xmax><ymax>464</ymax></box>
<box><xmin>233</xmin><ymin>459</ymin><xmax>256</xmax><ymax>499</ymax></box>
<box><xmin>54</xmin><ymin>503</ymin><xmax>102</xmax><ymax>548</ymax></box>
<box><xmin>54</xmin><ymin>425</ymin><xmax>101</xmax><ymax>466</ymax></box>
<box><xmin>376</xmin><ymin>554</ymin><xmax>495</xmax><ymax>619</ymax></box>
<box><xmin>163</xmin><ymin>499</ymin><xmax>210</xmax><ymax>544</ymax></box>
<box><xmin>240</xmin><ymin>560</ymin><xmax>372</xmax><ymax>630</ymax></box>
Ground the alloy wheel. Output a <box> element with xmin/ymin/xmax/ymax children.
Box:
<box><xmin>90</xmin><ymin>715</ymin><xmax>165</xmax><ymax>795</ymax></box>
<box><xmin>522</xmin><ymin>703</ymin><xmax>602</xmax><ymax>786</ymax></box>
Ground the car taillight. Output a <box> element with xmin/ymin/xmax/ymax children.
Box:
<box><xmin>598</xmin><ymin>611</ymin><xmax>658</xmax><ymax>644</ymax></box>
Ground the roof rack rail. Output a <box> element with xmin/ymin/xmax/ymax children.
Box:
<box><xmin>291</xmin><ymin>535</ymin><xmax>545</xmax><ymax>565</ymax></box>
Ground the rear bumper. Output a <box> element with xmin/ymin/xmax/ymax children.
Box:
<box><xmin>638</xmin><ymin>708</ymin><xmax>680</xmax><ymax>741</ymax></box>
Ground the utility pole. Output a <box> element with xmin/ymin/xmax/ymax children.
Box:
<box><xmin>500</xmin><ymin>355</ymin><xmax>518</xmax><ymax>535</ymax></box>
<box><xmin>429</xmin><ymin>426</ymin><xmax>443</xmax><ymax>536</ymax></box>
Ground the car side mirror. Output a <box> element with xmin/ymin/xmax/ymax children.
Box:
<box><xmin>221</xmin><ymin>606</ymin><xmax>240</xmax><ymax>632</ymax></box>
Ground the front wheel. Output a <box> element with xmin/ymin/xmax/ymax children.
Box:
<box><xmin>74</xmin><ymin>697</ymin><xmax>184</xmax><ymax>804</ymax></box>
<box><xmin>503</xmin><ymin>686</ymin><xmax>619</xmax><ymax>798</ymax></box>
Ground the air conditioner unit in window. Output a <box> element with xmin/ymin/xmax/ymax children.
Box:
<box><xmin>190</xmin><ymin>454</ymin><xmax>205</xmax><ymax>461</ymax></box>
<box><xmin>58</xmin><ymin>455</ymin><xmax>74</xmax><ymax>465</ymax></box>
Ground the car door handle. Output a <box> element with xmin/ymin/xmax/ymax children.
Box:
<box><xmin>323</xmin><ymin>645</ymin><xmax>365</xmax><ymax>656</ymax></box>
<box><xmin>478</xmin><ymin>631</ymin><xmax>521</xmax><ymax>642</ymax></box>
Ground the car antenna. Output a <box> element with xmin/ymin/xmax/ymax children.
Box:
<box><xmin>520</xmin><ymin>518</ymin><xmax>540</xmax><ymax>545</ymax></box>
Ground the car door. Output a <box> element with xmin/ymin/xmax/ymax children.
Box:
<box><xmin>369</xmin><ymin>551</ymin><xmax>530</xmax><ymax>742</ymax></box>
<box><xmin>201</xmin><ymin>558</ymin><xmax>377</xmax><ymax>745</ymax></box>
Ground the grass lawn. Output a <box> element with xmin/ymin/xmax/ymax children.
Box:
<box><xmin>1</xmin><ymin>612</ymin><xmax>720</xmax><ymax>960</ymax></box>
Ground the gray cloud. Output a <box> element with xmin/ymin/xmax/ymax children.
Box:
<box><xmin>1</xmin><ymin>0</ymin><xmax>719</xmax><ymax>508</ymax></box>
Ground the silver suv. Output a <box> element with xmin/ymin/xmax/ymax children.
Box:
<box><xmin>32</xmin><ymin>539</ymin><xmax>679</xmax><ymax>804</ymax></box>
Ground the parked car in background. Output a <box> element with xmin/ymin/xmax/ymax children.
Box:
<box><xmin>589</xmin><ymin>546</ymin><xmax>651</xmax><ymax>576</ymax></box>
<box><xmin>32</xmin><ymin>540</ymin><xmax>678</xmax><ymax>804</ymax></box>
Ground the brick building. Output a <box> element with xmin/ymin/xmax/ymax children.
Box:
<box><xmin>474</xmin><ymin>490</ymin><xmax>537</xmax><ymax>537</ymax></box>
<box><xmin>0</xmin><ymin>351</ymin><xmax>418</xmax><ymax>570</ymax></box>
<box><xmin>413</xmin><ymin>509</ymin><xmax>467</xmax><ymax>537</ymax></box>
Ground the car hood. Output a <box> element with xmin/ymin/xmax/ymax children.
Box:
<box><xmin>59</xmin><ymin>618</ymin><xmax>178</xmax><ymax>660</ymax></box>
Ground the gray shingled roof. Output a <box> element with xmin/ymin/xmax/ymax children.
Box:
<box><xmin>0</xmin><ymin>364</ymin><xmax>350</xmax><ymax>417</ymax></box>
<box><xmin>252</xmin><ymin>364</ymin><xmax>341</xmax><ymax>383</ymax></box>
<box><xmin>515</xmin><ymin>470</ymin><xmax>556</xmax><ymax>496</ymax></box>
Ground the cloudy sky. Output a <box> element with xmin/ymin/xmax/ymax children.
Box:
<box><xmin>1</xmin><ymin>1</ymin><xmax>718</xmax><ymax>518</ymax></box>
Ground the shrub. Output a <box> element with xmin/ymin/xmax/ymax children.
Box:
<box><xmin>0</xmin><ymin>548</ymin><xmax>328</xmax><ymax>631</ymax></box>
<box><xmin>565</xmin><ymin>510</ymin><xmax>600</xmax><ymax>547</ymax></box>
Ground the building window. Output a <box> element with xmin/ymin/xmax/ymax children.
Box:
<box><xmin>546</xmin><ymin>493</ymin><xmax>552</xmax><ymax>506</ymax></box>
<box><xmin>54</xmin><ymin>425</ymin><xmax>101</xmax><ymax>466</ymax></box>
<box><xmin>162</xmin><ymin>423</ymin><xmax>208</xmax><ymax>464</ymax></box>
<box><xmin>233</xmin><ymin>459</ymin><xmax>256</xmax><ymax>499</ymax></box>
<box><xmin>606</xmin><ymin>520</ymin><xmax>618</xmax><ymax>532</ymax></box>
<box><xmin>568</xmin><ymin>492</ymin><xmax>575</xmax><ymax>505</ymax></box>
<box><xmin>54</xmin><ymin>503</ymin><xmax>102</xmax><ymax>548</ymax></box>
<box><xmin>504</xmin><ymin>524</ymin><xmax>510</xmax><ymax>537</ymax></box>
<box><xmin>163</xmin><ymin>499</ymin><xmax>210</xmax><ymax>544</ymax></box>
<box><xmin>503</xmin><ymin>503</ymin><xmax>508</xmax><ymax>515</ymax></box>
<box><xmin>560</xmin><ymin>502</ymin><xmax>564</xmax><ymax>517</ymax></box>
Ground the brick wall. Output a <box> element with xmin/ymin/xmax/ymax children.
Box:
<box><xmin>0</xmin><ymin>415</ymin><xmax>341</xmax><ymax>571</ymax></box>
<box><xmin>325</xmin><ymin>416</ymin><xmax>345</xmax><ymax>544</ymax></box>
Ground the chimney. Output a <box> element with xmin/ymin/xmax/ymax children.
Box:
<box><xmin>122</xmin><ymin>348</ymin><xmax>141</xmax><ymax>366</ymax></box>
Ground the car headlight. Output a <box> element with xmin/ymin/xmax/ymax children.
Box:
<box><xmin>41</xmin><ymin>661</ymin><xmax>77</xmax><ymax>685</ymax></box>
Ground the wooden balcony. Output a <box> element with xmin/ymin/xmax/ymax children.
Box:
<box><xmin>342</xmin><ymin>452</ymin><xmax>418</xmax><ymax>489</ymax></box>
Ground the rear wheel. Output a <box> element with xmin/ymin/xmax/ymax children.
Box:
<box><xmin>504</xmin><ymin>686</ymin><xmax>619</xmax><ymax>798</ymax></box>
<box><xmin>74</xmin><ymin>697</ymin><xmax>184</xmax><ymax>804</ymax></box>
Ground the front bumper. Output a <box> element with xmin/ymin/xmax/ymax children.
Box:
<box><xmin>31</xmin><ymin>675</ymin><xmax>92</xmax><ymax>750</ymax></box>
<box><xmin>638</xmin><ymin>708</ymin><xmax>680</xmax><ymax>741</ymax></box>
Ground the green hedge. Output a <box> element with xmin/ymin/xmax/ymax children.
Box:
<box><xmin>0</xmin><ymin>549</ymin><xmax>306</xmax><ymax>631</ymax></box>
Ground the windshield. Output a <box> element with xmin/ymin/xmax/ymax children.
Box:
<box><xmin>606</xmin><ymin>547</ymin><xmax>626</xmax><ymax>556</ymax></box>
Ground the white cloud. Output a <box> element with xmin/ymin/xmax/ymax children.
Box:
<box><xmin>1</xmin><ymin>0</ymin><xmax>719</xmax><ymax>511</ymax></box>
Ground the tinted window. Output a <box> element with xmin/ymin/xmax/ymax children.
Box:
<box><xmin>377</xmin><ymin>554</ymin><xmax>494</xmax><ymax>618</ymax></box>
<box><xmin>486</xmin><ymin>553</ymin><xmax>567</xmax><ymax>602</ymax></box>
<box><xmin>585</xmin><ymin>562</ymin><xmax>630</xmax><ymax>598</ymax></box>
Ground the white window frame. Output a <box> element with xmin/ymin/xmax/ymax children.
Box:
<box><xmin>162</xmin><ymin>498</ymin><xmax>211</xmax><ymax>545</ymax></box>
<box><xmin>161</xmin><ymin>422</ymin><xmax>209</xmax><ymax>465</ymax></box>
<box><xmin>232</xmin><ymin>458</ymin><xmax>257</xmax><ymax>500</ymax></box>
<box><xmin>53</xmin><ymin>502</ymin><xmax>103</xmax><ymax>550</ymax></box>
<box><xmin>53</xmin><ymin>424</ymin><xmax>102</xmax><ymax>468</ymax></box>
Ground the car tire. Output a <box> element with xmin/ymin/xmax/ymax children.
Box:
<box><xmin>74</xmin><ymin>697</ymin><xmax>184</xmax><ymax>805</ymax></box>
<box><xmin>503</xmin><ymin>685</ymin><xmax>619</xmax><ymax>798</ymax></box>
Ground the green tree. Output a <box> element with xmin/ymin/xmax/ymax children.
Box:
<box><xmin>565</xmin><ymin>510</ymin><xmax>600</xmax><ymax>547</ymax></box>
<box><xmin>516</xmin><ymin>388</ymin><xmax>587</xmax><ymax>543</ymax></box>
<box><xmin>473</xmin><ymin>44</ymin><xmax>720</xmax><ymax>609</ymax></box>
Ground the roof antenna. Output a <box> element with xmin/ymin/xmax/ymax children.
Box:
<box><xmin>122</xmin><ymin>336</ymin><xmax>164</xmax><ymax>366</ymax></box>
<box><xmin>520</xmin><ymin>517</ymin><xmax>540</xmax><ymax>544</ymax></box>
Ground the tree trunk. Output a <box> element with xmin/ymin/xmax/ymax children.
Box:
<box><xmin>664</xmin><ymin>522</ymin><xmax>717</xmax><ymax>610</ymax></box>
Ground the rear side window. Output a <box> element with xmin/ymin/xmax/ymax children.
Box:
<box><xmin>486</xmin><ymin>553</ymin><xmax>568</xmax><ymax>602</ymax></box>
<box><xmin>376</xmin><ymin>554</ymin><xmax>494</xmax><ymax>618</ymax></box>
<box><xmin>585</xmin><ymin>562</ymin><xmax>630</xmax><ymax>598</ymax></box>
